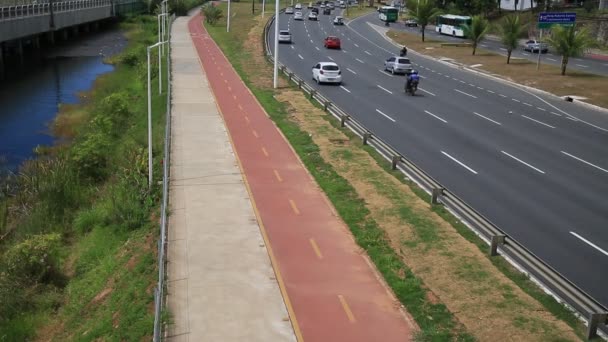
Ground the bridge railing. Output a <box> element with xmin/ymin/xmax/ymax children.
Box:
<box><xmin>262</xmin><ymin>11</ymin><xmax>608</xmax><ymax>341</ymax></box>
<box><xmin>0</xmin><ymin>0</ymin><xmax>111</xmax><ymax>20</ymax></box>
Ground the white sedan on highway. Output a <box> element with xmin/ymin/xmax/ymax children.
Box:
<box><xmin>312</xmin><ymin>62</ymin><xmax>342</xmax><ymax>84</ymax></box>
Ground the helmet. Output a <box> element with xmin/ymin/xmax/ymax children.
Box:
<box><xmin>408</xmin><ymin>69</ymin><xmax>418</xmax><ymax>75</ymax></box>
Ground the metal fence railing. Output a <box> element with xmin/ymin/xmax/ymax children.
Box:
<box><xmin>153</xmin><ymin>13</ymin><xmax>174</xmax><ymax>342</ymax></box>
<box><xmin>263</xmin><ymin>13</ymin><xmax>608</xmax><ymax>340</ymax></box>
<box><xmin>0</xmin><ymin>0</ymin><xmax>111</xmax><ymax>20</ymax></box>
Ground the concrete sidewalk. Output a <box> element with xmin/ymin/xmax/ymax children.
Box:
<box><xmin>166</xmin><ymin>16</ymin><xmax>296</xmax><ymax>342</ymax></box>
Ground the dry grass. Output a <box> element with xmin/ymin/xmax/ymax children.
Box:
<box><xmin>210</xmin><ymin>4</ymin><xmax>584</xmax><ymax>340</ymax></box>
<box><xmin>343</xmin><ymin>5</ymin><xmax>377</xmax><ymax>19</ymax></box>
<box><xmin>387</xmin><ymin>30</ymin><xmax>608</xmax><ymax>109</ymax></box>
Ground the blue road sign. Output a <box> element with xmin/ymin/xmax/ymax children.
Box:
<box><xmin>538</xmin><ymin>12</ymin><xmax>576</xmax><ymax>28</ymax></box>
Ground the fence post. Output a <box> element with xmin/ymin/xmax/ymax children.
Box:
<box><xmin>586</xmin><ymin>312</ymin><xmax>607</xmax><ymax>340</ymax></box>
<box><xmin>310</xmin><ymin>89</ymin><xmax>315</xmax><ymax>99</ymax></box>
<box><xmin>298</xmin><ymin>80</ymin><xmax>303</xmax><ymax>89</ymax></box>
<box><xmin>490</xmin><ymin>235</ymin><xmax>506</xmax><ymax>256</ymax></box>
<box><xmin>362</xmin><ymin>132</ymin><xmax>372</xmax><ymax>145</ymax></box>
<box><xmin>431</xmin><ymin>187</ymin><xmax>443</xmax><ymax>205</ymax></box>
<box><xmin>391</xmin><ymin>155</ymin><xmax>400</xmax><ymax>170</ymax></box>
<box><xmin>324</xmin><ymin>101</ymin><xmax>330</xmax><ymax>112</ymax></box>
<box><xmin>340</xmin><ymin>115</ymin><xmax>349</xmax><ymax>127</ymax></box>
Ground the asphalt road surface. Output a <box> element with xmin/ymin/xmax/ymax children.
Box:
<box><xmin>269</xmin><ymin>8</ymin><xmax>608</xmax><ymax>307</ymax></box>
<box><xmin>386</xmin><ymin>13</ymin><xmax>608</xmax><ymax>77</ymax></box>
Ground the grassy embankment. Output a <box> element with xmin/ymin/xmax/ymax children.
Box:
<box><xmin>0</xmin><ymin>16</ymin><xmax>169</xmax><ymax>341</ymax></box>
<box><xmin>386</xmin><ymin>29</ymin><xmax>608</xmax><ymax>108</ymax></box>
<box><xmin>203</xmin><ymin>1</ymin><xmax>589</xmax><ymax>341</ymax></box>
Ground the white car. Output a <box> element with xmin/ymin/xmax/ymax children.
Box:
<box><xmin>295</xmin><ymin>3</ymin><xmax>302</xmax><ymax>9</ymax></box>
<box><xmin>312</xmin><ymin>62</ymin><xmax>342</xmax><ymax>84</ymax></box>
<box><xmin>320</xmin><ymin>3</ymin><xmax>326</xmax><ymax>7</ymax></box>
<box><xmin>308</xmin><ymin>12</ymin><xmax>318</xmax><ymax>20</ymax></box>
<box><xmin>285</xmin><ymin>7</ymin><xmax>294</xmax><ymax>14</ymax></box>
<box><xmin>294</xmin><ymin>11</ymin><xmax>304</xmax><ymax>20</ymax></box>
<box><xmin>278</xmin><ymin>30</ymin><xmax>292</xmax><ymax>43</ymax></box>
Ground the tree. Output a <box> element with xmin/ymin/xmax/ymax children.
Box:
<box><xmin>202</xmin><ymin>4</ymin><xmax>223</xmax><ymax>25</ymax></box>
<box><xmin>545</xmin><ymin>24</ymin><xmax>596</xmax><ymax>75</ymax></box>
<box><xmin>463</xmin><ymin>15</ymin><xmax>490</xmax><ymax>55</ymax></box>
<box><xmin>499</xmin><ymin>15</ymin><xmax>526</xmax><ymax>64</ymax></box>
<box><xmin>407</xmin><ymin>0</ymin><xmax>441</xmax><ymax>42</ymax></box>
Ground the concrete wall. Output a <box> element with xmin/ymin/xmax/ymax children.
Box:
<box><xmin>0</xmin><ymin>4</ymin><xmax>111</xmax><ymax>42</ymax></box>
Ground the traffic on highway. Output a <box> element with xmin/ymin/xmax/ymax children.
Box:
<box><xmin>268</xmin><ymin>4</ymin><xmax>608</xmax><ymax>308</ymax></box>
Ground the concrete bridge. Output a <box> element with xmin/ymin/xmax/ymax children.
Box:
<box><xmin>0</xmin><ymin>0</ymin><xmax>144</xmax><ymax>76</ymax></box>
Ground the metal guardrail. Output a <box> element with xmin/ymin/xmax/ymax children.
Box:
<box><xmin>0</xmin><ymin>0</ymin><xmax>110</xmax><ymax>20</ymax></box>
<box><xmin>263</xmin><ymin>13</ymin><xmax>608</xmax><ymax>340</ymax></box>
<box><xmin>153</xmin><ymin>13</ymin><xmax>174</xmax><ymax>342</ymax></box>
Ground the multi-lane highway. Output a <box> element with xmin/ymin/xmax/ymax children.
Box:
<box><xmin>268</xmin><ymin>7</ymin><xmax>608</xmax><ymax>307</ymax></box>
<box><xmin>386</xmin><ymin>18</ymin><xmax>608</xmax><ymax>76</ymax></box>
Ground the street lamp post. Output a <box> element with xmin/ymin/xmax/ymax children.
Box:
<box><xmin>227</xmin><ymin>0</ymin><xmax>231</xmax><ymax>31</ymax></box>
<box><xmin>273</xmin><ymin>0</ymin><xmax>279</xmax><ymax>88</ymax></box>
<box><xmin>157</xmin><ymin>13</ymin><xmax>167</xmax><ymax>94</ymax></box>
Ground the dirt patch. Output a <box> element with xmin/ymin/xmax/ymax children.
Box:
<box><xmin>387</xmin><ymin>30</ymin><xmax>608</xmax><ymax>109</ymax></box>
<box><xmin>91</xmin><ymin>287</ymin><xmax>112</xmax><ymax>305</ymax></box>
<box><xmin>273</xmin><ymin>89</ymin><xmax>580</xmax><ymax>341</ymax></box>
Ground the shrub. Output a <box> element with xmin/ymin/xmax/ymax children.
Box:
<box><xmin>202</xmin><ymin>4</ymin><xmax>223</xmax><ymax>25</ymax></box>
<box><xmin>3</xmin><ymin>233</ymin><xmax>62</xmax><ymax>286</ymax></box>
<box><xmin>70</xmin><ymin>132</ymin><xmax>112</xmax><ymax>180</ymax></box>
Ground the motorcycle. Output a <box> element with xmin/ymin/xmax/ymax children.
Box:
<box><xmin>405</xmin><ymin>80</ymin><xmax>418</xmax><ymax>96</ymax></box>
<box><xmin>399</xmin><ymin>49</ymin><xmax>407</xmax><ymax>57</ymax></box>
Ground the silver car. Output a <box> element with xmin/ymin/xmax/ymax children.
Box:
<box><xmin>278</xmin><ymin>30</ymin><xmax>292</xmax><ymax>43</ymax></box>
<box><xmin>384</xmin><ymin>56</ymin><xmax>412</xmax><ymax>75</ymax></box>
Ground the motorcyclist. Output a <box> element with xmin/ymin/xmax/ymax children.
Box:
<box><xmin>400</xmin><ymin>46</ymin><xmax>408</xmax><ymax>56</ymax></box>
<box><xmin>406</xmin><ymin>69</ymin><xmax>419</xmax><ymax>91</ymax></box>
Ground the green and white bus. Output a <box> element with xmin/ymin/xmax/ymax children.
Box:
<box><xmin>435</xmin><ymin>14</ymin><xmax>472</xmax><ymax>38</ymax></box>
<box><xmin>378</xmin><ymin>6</ymin><xmax>399</xmax><ymax>23</ymax></box>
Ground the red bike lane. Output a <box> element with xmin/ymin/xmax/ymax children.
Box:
<box><xmin>188</xmin><ymin>14</ymin><xmax>416</xmax><ymax>341</ymax></box>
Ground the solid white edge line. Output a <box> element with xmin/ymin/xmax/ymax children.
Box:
<box><xmin>424</xmin><ymin>110</ymin><xmax>447</xmax><ymax>123</ymax></box>
<box><xmin>354</xmin><ymin>43</ymin><xmax>359</xmax><ymax>47</ymax></box>
<box><xmin>454</xmin><ymin>89</ymin><xmax>477</xmax><ymax>98</ymax></box>
<box><xmin>377</xmin><ymin>85</ymin><xmax>393</xmax><ymax>94</ymax></box>
<box><xmin>328</xmin><ymin>56</ymin><xmax>334</xmax><ymax>61</ymax></box>
<box><xmin>347</xmin><ymin>68</ymin><xmax>357</xmax><ymax>74</ymax></box>
<box><xmin>375</xmin><ymin>109</ymin><xmax>396</xmax><ymax>122</ymax></box>
<box><xmin>340</xmin><ymin>85</ymin><xmax>351</xmax><ymax>93</ymax></box>
<box><xmin>521</xmin><ymin>115</ymin><xmax>556</xmax><ymax>128</ymax></box>
<box><xmin>418</xmin><ymin>88</ymin><xmax>436</xmax><ymax>96</ymax></box>
<box><xmin>501</xmin><ymin>151</ymin><xmax>545</xmax><ymax>174</ymax></box>
<box><xmin>364</xmin><ymin>50</ymin><xmax>372</xmax><ymax>55</ymax></box>
<box><xmin>315</xmin><ymin>46</ymin><xmax>320</xmax><ymax>50</ymax></box>
<box><xmin>298</xmin><ymin>54</ymin><xmax>304</xmax><ymax>60</ymax></box>
<box><xmin>441</xmin><ymin>151</ymin><xmax>478</xmax><ymax>174</ymax></box>
<box><xmin>473</xmin><ymin>112</ymin><xmax>502</xmax><ymax>125</ymax></box>
<box><xmin>356</xmin><ymin>58</ymin><xmax>364</xmax><ymax>63</ymax></box>
<box><xmin>570</xmin><ymin>231</ymin><xmax>608</xmax><ymax>257</ymax></box>
<box><xmin>561</xmin><ymin>151</ymin><xmax>608</xmax><ymax>173</ymax></box>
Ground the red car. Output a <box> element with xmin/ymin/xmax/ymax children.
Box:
<box><xmin>324</xmin><ymin>36</ymin><xmax>341</xmax><ymax>49</ymax></box>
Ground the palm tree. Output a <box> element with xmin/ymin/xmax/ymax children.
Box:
<box><xmin>406</xmin><ymin>0</ymin><xmax>440</xmax><ymax>42</ymax></box>
<box><xmin>498</xmin><ymin>15</ymin><xmax>526</xmax><ymax>64</ymax></box>
<box><xmin>463</xmin><ymin>15</ymin><xmax>490</xmax><ymax>55</ymax></box>
<box><xmin>545</xmin><ymin>24</ymin><xmax>595</xmax><ymax>75</ymax></box>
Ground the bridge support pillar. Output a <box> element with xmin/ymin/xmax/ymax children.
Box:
<box><xmin>33</xmin><ymin>36</ymin><xmax>40</xmax><ymax>49</ymax></box>
<box><xmin>47</xmin><ymin>31</ymin><xmax>55</xmax><ymax>45</ymax></box>
<box><xmin>62</xmin><ymin>29</ymin><xmax>69</xmax><ymax>41</ymax></box>
<box><xmin>0</xmin><ymin>42</ymin><xmax>4</xmax><ymax>80</ymax></box>
<box><xmin>17</xmin><ymin>39</ymin><xmax>24</xmax><ymax>66</ymax></box>
<box><xmin>93</xmin><ymin>22</ymin><xmax>100</xmax><ymax>31</ymax></box>
<box><xmin>83</xmin><ymin>24</ymin><xmax>90</xmax><ymax>33</ymax></box>
<box><xmin>72</xmin><ymin>26</ymin><xmax>79</xmax><ymax>37</ymax></box>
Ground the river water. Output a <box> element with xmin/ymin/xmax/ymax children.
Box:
<box><xmin>0</xmin><ymin>27</ymin><xmax>127</xmax><ymax>172</ymax></box>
